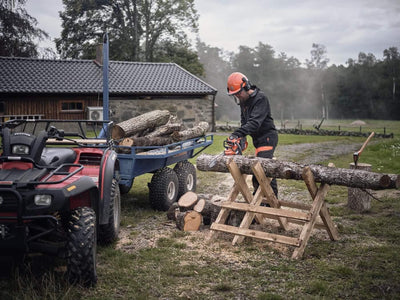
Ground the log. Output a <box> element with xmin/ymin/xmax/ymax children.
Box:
<box><xmin>122</xmin><ymin>136</ymin><xmax>174</xmax><ymax>147</ymax></box>
<box><xmin>112</xmin><ymin>110</ymin><xmax>171</xmax><ymax>139</ymax></box>
<box><xmin>145</xmin><ymin>122</ymin><xmax>184</xmax><ymax>138</ymax></box>
<box><xmin>166</xmin><ymin>202</ymin><xmax>180</xmax><ymax>221</ymax></box>
<box><xmin>348</xmin><ymin>162</ymin><xmax>372</xmax><ymax>212</ymax></box>
<box><xmin>196</xmin><ymin>154</ymin><xmax>400</xmax><ymax>190</ymax></box>
<box><xmin>195</xmin><ymin>196</ymin><xmax>225</xmax><ymax>225</ymax></box>
<box><xmin>177</xmin><ymin>191</ymin><xmax>198</xmax><ymax>209</ymax></box>
<box><xmin>193</xmin><ymin>198</ymin><xmax>206</xmax><ymax>213</ymax></box>
<box><xmin>171</xmin><ymin>122</ymin><xmax>209</xmax><ymax>141</ymax></box>
<box><xmin>176</xmin><ymin>211</ymin><xmax>202</xmax><ymax>231</ymax></box>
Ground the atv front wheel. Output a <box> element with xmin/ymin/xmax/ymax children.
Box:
<box><xmin>99</xmin><ymin>179</ymin><xmax>121</xmax><ymax>244</ymax></box>
<box><xmin>148</xmin><ymin>168</ymin><xmax>179</xmax><ymax>211</ymax></box>
<box><xmin>66</xmin><ymin>207</ymin><xmax>97</xmax><ymax>286</ymax></box>
<box><xmin>173</xmin><ymin>160</ymin><xmax>197</xmax><ymax>198</ymax></box>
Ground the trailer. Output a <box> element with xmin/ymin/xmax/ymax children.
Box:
<box><xmin>116</xmin><ymin>135</ymin><xmax>213</xmax><ymax>210</ymax></box>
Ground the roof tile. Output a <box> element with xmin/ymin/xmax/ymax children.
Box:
<box><xmin>0</xmin><ymin>57</ymin><xmax>216</xmax><ymax>95</ymax></box>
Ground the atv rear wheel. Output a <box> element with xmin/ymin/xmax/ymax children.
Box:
<box><xmin>66</xmin><ymin>207</ymin><xmax>97</xmax><ymax>286</ymax></box>
<box><xmin>99</xmin><ymin>179</ymin><xmax>121</xmax><ymax>244</ymax></box>
<box><xmin>148</xmin><ymin>167</ymin><xmax>179</xmax><ymax>211</ymax></box>
<box><xmin>173</xmin><ymin>160</ymin><xmax>197</xmax><ymax>198</ymax></box>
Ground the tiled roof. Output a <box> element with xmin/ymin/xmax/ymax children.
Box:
<box><xmin>0</xmin><ymin>56</ymin><xmax>217</xmax><ymax>95</ymax></box>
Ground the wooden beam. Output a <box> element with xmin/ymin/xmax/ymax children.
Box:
<box><xmin>211</xmin><ymin>223</ymin><xmax>300</xmax><ymax>246</ymax></box>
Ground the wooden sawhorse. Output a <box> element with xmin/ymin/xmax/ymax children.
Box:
<box><xmin>209</xmin><ymin>159</ymin><xmax>339</xmax><ymax>259</ymax></box>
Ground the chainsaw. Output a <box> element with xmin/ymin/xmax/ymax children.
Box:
<box><xmin>208</xmin><ymin>135</ymin><xmax>248</xmax><ymax>168</ymax></box>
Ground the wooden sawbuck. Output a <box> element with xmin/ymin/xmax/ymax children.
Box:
<box><xmin>209</xmin><ymin>159</ymin><xmax>339</xmax><ymax>259</ymax></box>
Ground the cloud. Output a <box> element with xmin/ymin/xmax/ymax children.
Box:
<box><xmin>24</xmin><ymin>0</ymin><xmax>400</xmax><ymax>65</ymax></box>
<box><xmin>195</xmin><ymin>0</ymin><xmax>400</xmax><ymax>65</ymax></box>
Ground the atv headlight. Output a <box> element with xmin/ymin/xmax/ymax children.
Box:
<box><xmin>12</xmin><ymin>144</ymin><xmax>30</xmax><ymax>155</ymax></box>
<box><xmin>34</xmin><ymin>195</ymin><xmax>52</xmax><ymax>206</ymax></box>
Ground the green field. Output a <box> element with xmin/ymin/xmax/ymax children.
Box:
<box><xmin>1</xmin><ymin>120</ymin><xmax>399</xmax><ymax>299</ymax></box>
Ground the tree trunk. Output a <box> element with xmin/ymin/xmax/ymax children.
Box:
<box><xmin>171</xmin><ymin>122</ymin><xmax>209</xmax><ymax>141</ymax></box>
<box><xmin>176</xmin><ymin>211</ymin><xmax>202</xmax><ymax>231</ymax></box>
<box><xmin>196</xmin><ymin>154</ymin><xmax>400</xmax><ymax>190</ymax></box>
<box><xmin>112</xmin><ymin>110</ymin><xmax>170</xmax><ymax>139</ymax></box>
<box><xmin>348</xmin><ymin>162</ymin><xmax>372</xmax><ymax>212</ymax></box>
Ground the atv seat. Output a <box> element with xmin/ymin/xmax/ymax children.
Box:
<box><xmin>40</xmin><ymin>148</ymin><xmax>77</xmax><ymax>167</ymax></box>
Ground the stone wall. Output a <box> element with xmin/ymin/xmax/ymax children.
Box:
<box><xmin>110</xmin><ymin>96</ymin><xmax>215</xmax><ymax>130</ymax></box>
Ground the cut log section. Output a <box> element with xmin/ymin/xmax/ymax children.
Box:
<box><xmin>177</xmin><ymin>191</ymin><xmax>198</xmax><ymax>209</ymax></box>
<box><xmin>112</xmin><ymin>110</ymin><xmax>171</xmax><ymax>139</ymax></box>
<box><xmin>196</xmin><ymin>154</ymin><xmax>400</xmax><ymax>190</ymax></box>
<box><xmin>176</xmin><ymin>211</ymin><xmax>202</xmax><ymax>231</ymax></box>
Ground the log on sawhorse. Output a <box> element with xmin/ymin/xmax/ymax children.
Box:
<box><xmin>209</xmin><ymin>159</ymin><xmax>339</xmax><ymax>259</ymax></box>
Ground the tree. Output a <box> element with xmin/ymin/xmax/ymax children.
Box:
<box><xmin>56</xmin><ymin>0</ymin><xmax>201</xmax><ymax>74</ymax></box>
<box><xmin>0</xmin><ymin>0</ymin><xmax>52</xmax><ymax>57</ymax></box>
<box><xmin>383</xmin><ymin>47</ymin><xmax>400</xmax><ymax>102</ymax></box>
<box><xmin>196</xmin><ymin>40</ymin><xmax>238</xmax><ymax>120</ymax></box>
<box><xmin>306</xmin><ymin>43</ymin><xmax>330</xmax><ymax>119</ymax></box>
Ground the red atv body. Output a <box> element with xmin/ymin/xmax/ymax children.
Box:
<box><xmin>0</xmin><ymin>120</ymin><xmax>120</xmax><ymax>286</ymax></box>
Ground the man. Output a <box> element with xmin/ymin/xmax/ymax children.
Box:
<box><xmin>226</xmin><ymin>71</ymin><xmax>278</xmax><ymax>197</ymax></box>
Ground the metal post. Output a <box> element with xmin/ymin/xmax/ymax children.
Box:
<box><xmin>103</xmin><ymin>32</ymin><xmax>109</xmax><ymax>121</ymax></box>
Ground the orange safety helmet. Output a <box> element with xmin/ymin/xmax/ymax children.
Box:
<box><xmin>227</xmin><ymin>72</ymin><xmax>250</xmax><ymax>95</ymax></box>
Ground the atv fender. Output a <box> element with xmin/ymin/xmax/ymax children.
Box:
<box><xmin>64</xmin><ymin>176</ymin><xmax>99</xmax><ymax>211</ymax></box>
<box><xmin>98</xmin><ymin>149</ymin><xmax>118</xmax><ymax>225</ymax></box>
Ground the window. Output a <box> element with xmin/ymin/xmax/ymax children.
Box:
<box><xmin>60</xmin><ymin>101</ymin><xmax>83</xmax><ymax>112</ymax></box>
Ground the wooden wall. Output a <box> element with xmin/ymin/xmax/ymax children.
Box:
<box><xmin>0</xmin><ymin>94</ymin><xmax>101</xmax><ymax>121</ymax></box>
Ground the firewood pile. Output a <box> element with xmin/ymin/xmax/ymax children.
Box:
<box><xmin>111</xmin><ymin>110</ymin><xmax>209</xmax><ymax>148</ymax></box>
<box><xmin>167</xmin><ymin>192</ymin><xmax>244</xmax><ymax>231</ymax></box>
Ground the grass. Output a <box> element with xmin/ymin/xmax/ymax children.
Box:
<box><xmin>1</xmin><ymin>119</ymin><xmax>400</xmax><ymax>299</ymax></box>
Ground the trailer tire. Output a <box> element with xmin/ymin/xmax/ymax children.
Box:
<box><xmin>99</xmin><ymin>179</ymin><xmax>121</xmax><ymax>245</ymax></box>
<box><xmin>148</xmin><ymin>168</ymin><xmax>179</xmax><ymax>211</ymax></box>
<box><xmin>66</xmin><ymin>207</ymin><xmax>97</xmax><ymax>287</ymax></box>
<box><xmin>174</xmin><ymin>160</ymin><xmax>196</xmax><ymax>198</ymax></box>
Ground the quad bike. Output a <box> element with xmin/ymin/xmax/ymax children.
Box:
<box><xmin>0</xmin><ymin>119</ymin><xmax>120</xmax><ymax>286</ymax></box>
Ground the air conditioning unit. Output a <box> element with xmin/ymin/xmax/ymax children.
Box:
<box><xmin>87</xmin><ymin>107</ymin><xmax>103</xmax><ymax>121</ymax></box>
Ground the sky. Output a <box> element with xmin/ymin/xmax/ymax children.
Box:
<box><xmin>25</xmin><ymin>0</ymin><xmax>400</xmax><ymax>66</ymax></box>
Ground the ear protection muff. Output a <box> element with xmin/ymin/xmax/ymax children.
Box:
<box><xmin>242</xmin><ymin>77</ymin><xmax>250</xmax><ymax>91</ymax></box>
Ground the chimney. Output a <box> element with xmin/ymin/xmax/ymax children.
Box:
<box><xmin>95</xmin><ymin>44</ymin><xmax>103</xmax><ymax>66</ymax></box>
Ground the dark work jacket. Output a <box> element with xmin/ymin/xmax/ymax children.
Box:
<box><xmin>232</xmin><ymin>87</ymin><xmax>277</xmax><ymax>149</ymax></box>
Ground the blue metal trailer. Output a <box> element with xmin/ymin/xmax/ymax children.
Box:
<box><xmin>115</xmin><ymin>135</ymin><xmax>213</xmax><ymax>210</ymax></box>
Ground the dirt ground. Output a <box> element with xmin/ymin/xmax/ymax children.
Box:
<box><xmin>116</xmin><ymin>140</ymin><xmax>371</xmax><ymax>255</ymax></box>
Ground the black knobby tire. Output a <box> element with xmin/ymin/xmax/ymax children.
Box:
<box><xmin>148</xmin><ymin>167</ymin><xmax>179</xmax><ymax>211</ymax></box>
<box><xmin>66</xmin><ymin>207</ymin><xmax>97</xmax><ymax>287</ymax></box>
<box><xmin>99</xmin><ymin>179</ymin><xmax>121</xmax><ymax>245</ymax></box>
<box><xmin>173</xmin><ymin>160</ymin><xmax>197</xmax><ymax>198</ymax></box>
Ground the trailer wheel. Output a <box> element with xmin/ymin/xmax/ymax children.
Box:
<box><xmin>148</xmin><ymin>167</ymin><xmax>179</xmax><ymax>211</ymax></box>
<box><xmin>174</xmin><ymin>160</ymin><xmax>197</xmax><ymax>198</ymax></box>
<box><xmin>99</xmin><ymin>179</ymin><xmax>121</xmax><ymax>245</ymax></box>
<box><xmin>66</xmin><ymin>207</ymin><xmax>97</xmax><ymax>287</ymax></box>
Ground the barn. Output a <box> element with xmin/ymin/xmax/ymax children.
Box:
<box><xmin>0</xmin><ymin>56</ymin><xmax>217</xmax><ymax>130</ymax></box>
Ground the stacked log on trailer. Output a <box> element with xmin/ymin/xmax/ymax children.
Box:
<box><xmin>112</xmin><ymin>110</ymin><xmax>209</xmax><ymax>148</ymax></box>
